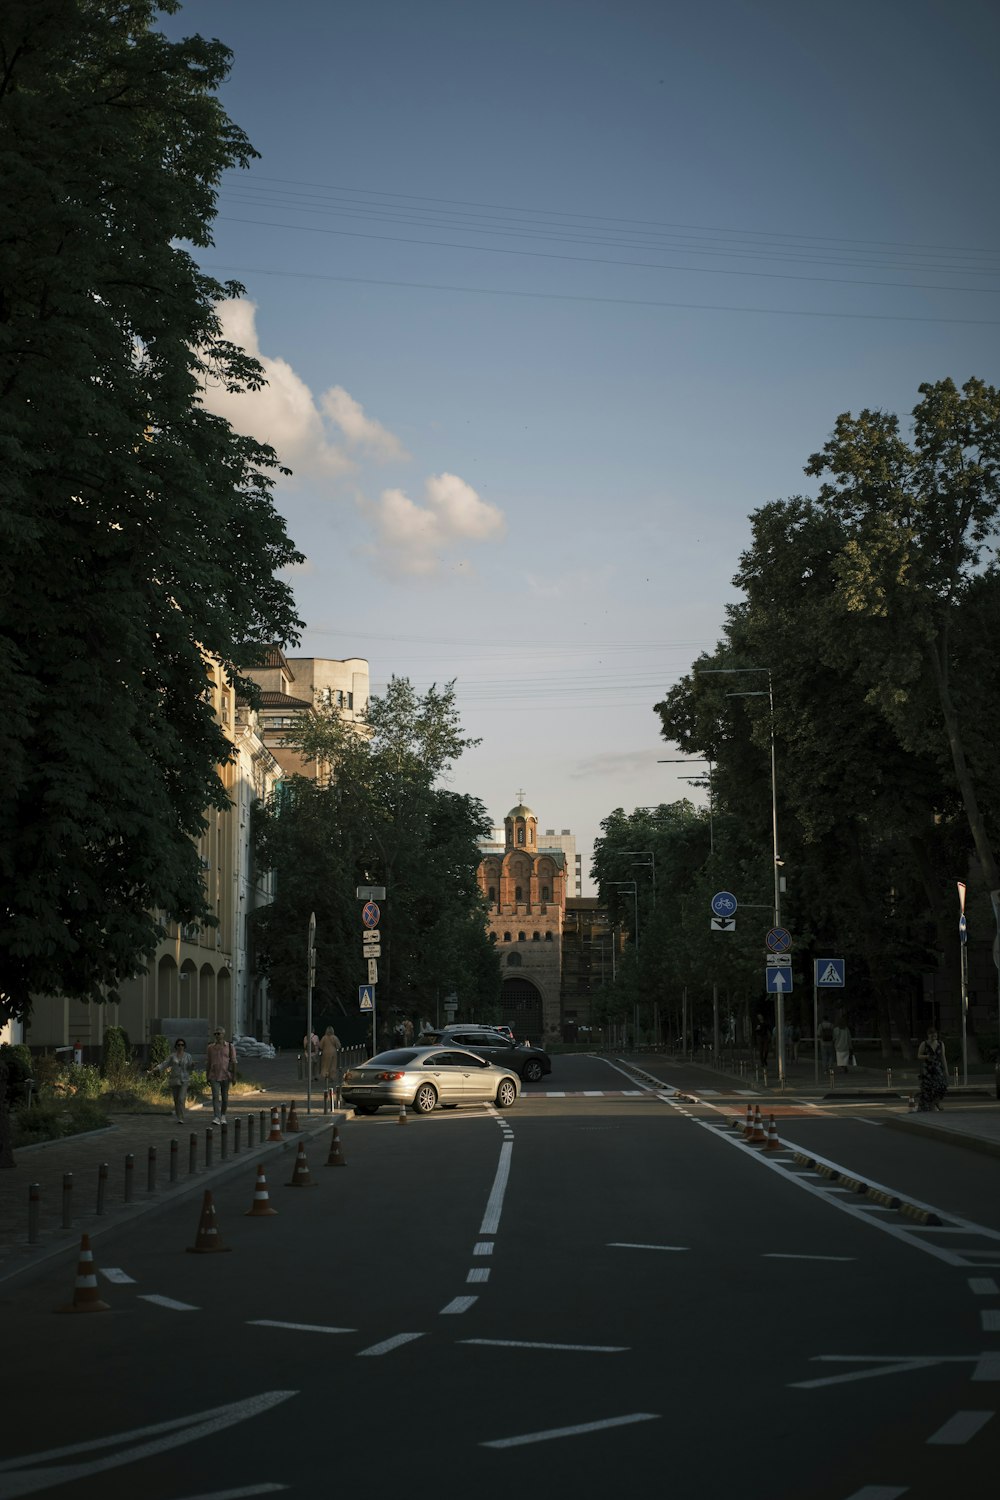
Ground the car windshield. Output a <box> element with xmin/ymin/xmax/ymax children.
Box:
<box><xmin>367</xmin><ymin>1049</ymin><xmax>419</xmax><ymax>1066</ymax></box>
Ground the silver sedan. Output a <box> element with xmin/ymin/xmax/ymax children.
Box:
<box><xmin>342</xmin><ymin>1046</ymin><xmax>520</xmax><ymax>1115</ymax></box>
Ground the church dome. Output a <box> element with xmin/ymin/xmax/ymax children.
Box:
<box><xmin>507</xmin><ymin>802</ymin><xmax>534</xmax><ymax>820</ymax></box>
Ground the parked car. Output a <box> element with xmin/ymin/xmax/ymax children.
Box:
<box><xmin>341</xmin><ymin>1046</ymin><xmax>521</xmax><ymax>1115</ymax></box>
<box><xmin>428</xmin><ymin>1026</ymin><xmax>551</xmax><ymax>1083</ymax></box>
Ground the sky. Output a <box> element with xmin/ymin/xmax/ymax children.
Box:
<box><xmin>165</xmin><ymin>0</ymin><xmax>1000</xmax><ymax>892</ymax></box>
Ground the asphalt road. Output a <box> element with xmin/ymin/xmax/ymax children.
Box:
<box><xmin>3</xmin><ymin>1052</ymin><xmax>998</xmax><ymax>1500</ymax></box>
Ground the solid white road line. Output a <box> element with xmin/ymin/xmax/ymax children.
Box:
<box><xmin>460</xmin><ymin>1339</ymin><xmax>627</xmax><ymax>1352</ymax></box>
<box><xmin>607</xmin><ymin>1242</ymin><xmax>688</xmax><ymax>1252</ymax></box>
<box><xmin>440</xmin><ymin>1296</ymin><xmax>478</xmax><ymax>1315</ymax></box>
<box><xmin>357</xmin><ymin>1333</ymin><xmax>425</xmax><ymax>1357</ymax></box>
<box><xmin>466</xmin><ymin>1268</ymin><xmax>490</xmax><ymax>1283</ymax></box>
<box><xmin>100</xmin><ymin>1268</ymin><xmax>135</xmax><ymax>1284</ymax></box>
<box><xmin>479</xmin><ymin>1140</ymin><xmax>513</xmax><ymax>1236</ymax></box>
<box><xmin>843</xmin><ymin>1488</ymin><xmax>908</xmax><ymax>1499</ymax></box>
<box><xmin>174</xmin><ymin>1487</ymin><xmax>288</xmax><ymax>1499</ymax></box>
<box><xmin>969</xmin><ymin>1278</ymin><xmax>999</xmax><ymax>1294</ymax></box>
<box><xmin>762</xmin><ymin>1253</ymin><xmax>857</xmax><ymax>1261</ymax></box>
<box><xmin>926</xmin><ymin>1410</ymin><xmax>994</xmax><ymax>1444</ymax></box>
<box><xmin>248</xmin><ymin>1320</ymin><xmax>355</xmax><ymax>1334</ymax></box>
<box><xmin>138</xmin><ymin>1295</ymin><xmax>198</xmax><ymax>1311</ymax></box>
<box><xmin>481</xmin><ymin>1412</ymin><xmax>660</xmax><ymax>1448</ymax></box>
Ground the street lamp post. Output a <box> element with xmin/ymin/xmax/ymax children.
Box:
<box><xmin>661</xmin><ymin>757</ymin><xmax>718</xmax><ymax>1053</ymax></box>
<box><xmin>608</xmin><ymin>878</ymin><xmax>639</xmax><ymax>1048</ymax></box>
<box><xmin>698</xmin><ymin>668</ymin><xmax>785</xmax><ymax>1084</ymax></box>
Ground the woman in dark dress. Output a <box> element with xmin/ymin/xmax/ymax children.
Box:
<box><xmin>916</xmin><ymin>1027</ymin><xmax>948</xmax><ymax>1112</ymax></box>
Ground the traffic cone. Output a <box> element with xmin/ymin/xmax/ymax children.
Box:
<box><xmin>286</xmin><ymin>1140</ymin><xmax>317</xmax><ymax>1187</ymax></box>
<box><xmin>326</xmin><ymin>1125</ymin><xmax>347</xmax><ymax>1167</ymax></box>
<box><xmin>187</xmin><ymin>1190</ymin><xmax>232</xmax><ymax>1253</ymax></box>
<box><xmin>397</xmin><ymin>1103</ymin><xmax>407</xmax><ymax>1125</ymax></box>
<box><xmin>742</xmin><ymin>1104</ymin><xmax>755</xmax><ymax>1140</ymax></box>
<box><xmin>286</xmin><ymin>1102</ymin><xmax>301</xmax><ymax>1133</ymax></box>
<box><xmin>267</xmin><ymin>1106</ymin><xmax>283</xmax><ymax>1142</ymax></box>
<box><xmin>750</xmin><ymin>1106</ymin><xmax>767</xmax><ymax>1144</ymax></box>
<box><xmin>56</xmin><ymin>1234</ymin><xmax>110</xmax><ymax>1314</ymax></box>
<box><xmin>764</xmin><ymin>1114</ymin><xmax>782</xmax><ymax>1152</ymax></box>
<box><xmin>245</xmin><ymin>1164</ymin><xmax>278</xmax><ymax>1216</ymax></box>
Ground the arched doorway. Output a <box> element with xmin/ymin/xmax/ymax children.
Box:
<box><xmin>500</xmin><ymin>976</ymin><xmax>543</xmax><ymax>1042</ymax></box>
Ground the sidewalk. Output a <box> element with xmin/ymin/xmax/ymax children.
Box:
<box><xmin>616</xmin><ymin>1047</ymin><xmax>1000</xmax><ymax>1160</ymax></box>
<box><xmin>0</xmin><ymin>1053</ymin><xmax>341</xmax><ymax>1289</ymax></box>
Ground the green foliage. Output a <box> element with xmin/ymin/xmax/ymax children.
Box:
<box><xmin>149</xmin><ymin>1033</ymin><xmax>170</xmax><ymax>1069</ymax></box>
<box><xmin>67</xmin><ymin>1063</ymin><xmax>103</xmax><ymax>1099</ymax></box>
<box><xmin>12</xmin><ymin>1096</ymin><xmax>110</xmax><ymax>1146</ymax></box>
<box><xmin>102</xmin><ymin>1025</ymin><xmax>131</xmax><ymax>1082</ymax></box>
<box><xmin>0</xmin><ymin>1042</ymin><xmax>33</xmax><ymax>1104</ymax></box>
<box><xmin>0</xmin><ymin>0</ymin><xmax>303</xmax><ymax>1023</ymax></box>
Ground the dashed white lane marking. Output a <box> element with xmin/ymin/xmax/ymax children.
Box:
<box><xmin>969</xmin><ymin>1278</ymin><xmax>999</xmax><ymax>1294</ymax></box>
<box><xmin>481</xmin><ymin>1412</ymin><xmax>660</xmax><ymax>1448</ymax></box>
<box><xmin>844</xmin><ymin>1488</ymin><xmax>908</xmax><ymax>1499</ymax></box>
<box><xmin>440</xmin><ymin>1296</ymin><xmax>478</xmax><ymax>1315</ymax></box>
<box><xmin>467</xmin><ymin>1268</ymin><xmax>490</xmax><ymax>1283</ymax></box>
<box><xmin>981</xmin><ymin>1310</ymin><xmax>1000</xmax><ymax>1331</ymax></box>
<box><xmin>974</xmin><ymin>1352</ymin><xmax>1000</xmax><ymax>1380</ymax></box>
<box><xmin>608</xmin><ymin>1242</ymin><xmax>688</xmax><ymax>1252</ymax></box>
<box><xmin>138</xmin><ymin>1295</ymin><xmax>198</xmax><ymax>1311</ymax></box>
<box><xmin>100</xmin><ymin>1268</ymin><xmax>135</xmax><ymax>1284</ymax></box>
<box><xmin>460</xmin><ymin>1339</ymin><xmax>627</xmax><ymax>1353</ymax></box>
<box><xmin>357</xmin><ymin>1333</ymin><xmax>425</xmax><ymax>1357</ymax></box>
<box><xmin>926</xmin><ymin>1410</ymin><xmax>994</xmax><ymax>1444</ymax></box>
<box><xmin>248</xmin><ymin>1320</ymin><xmax>355</xmax><ymax>1334</ymax></box>
<box><xmin>473</xmin><ymin>1241</ymin><xmax>494</xmax><ymax>1256</ymax></box>
<box><xmin>480</xmin><ymin>1140</ymin><xmax>513</xmax><ymax>1236</ymax></box>
<box><xmin>763</xmin><ymin>1253</ymin><xmax>857</xmax><ymax>1261</ymax></box>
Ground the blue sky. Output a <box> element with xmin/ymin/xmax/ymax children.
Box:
<box><xmin>167</xmin><ymin>0</ymin><xmax>1000</xmax><ymax>890</ymax></box>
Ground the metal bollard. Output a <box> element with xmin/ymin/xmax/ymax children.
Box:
<box><xmin>28</xmin><ymin>1183</ymin><xmax>40</xmax><ymax>1244</ymax></box>
<box><xmin>886</xmin><ymin>1068</ymin><xmax>892</xmax><ymax>1089</ymax></box>
<box><xmin>259</xmin><ymin>1109</ymin><xmax>267</xmax><ymax>1141</ymax></box>
<box><xmin>280</xmin><ymin>1103</ymin><xmax>288</xmax><ymax>1133</ymax></box>
<box><xmin>124</xmin><ymin>1153</ymin><xmax>134</xmax><ymax>1203</ymax></box>
<box><xmin>233</xmin><ymin>1118</ymin><xmax>241</xmax><ymax>1154</ymax></box>
<box><xmin>147</xmin><ymin>1146</ymin><xmax>157</xmax><ymax>1193</ymax></box>
<box><xmin>220</xmin><ymin>1121</ymin><xmax>228</xmax><ymax>1160</ymax></box>
<box><xmin>62</xmin><ymin>1172</ymin><xmax>73</xmax><ymax>1231</ymax></box>
<box><xmin>96</xmin><ymin>1161</ymin><xmax>108</xmax><ymax>1216</ymax></box>
<box><xmin>170</xmin><ymin>1139</ymin><xmax>178</xmax><ymax>1184</ymax></box>
<box><xmin>247</xmin><ymin>1113</ymin><xmax>255</xmax><ymax>1149</ymax></box>
<box><xmin>205</xmin><ymin>1129</ymin><xmax>214</xmax><ymax>1171</ymax></box>
<box><xmin>189</xmin><ymin>1132</ymin><xmax>198</xmax><ymax>1175</ymax></box>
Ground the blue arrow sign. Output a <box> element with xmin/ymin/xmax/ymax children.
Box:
<box><xmin>814</xmin><ymin>957</ymin><xmax>845</xmax><ymax>987</ymax></box>
<box><xmin>766</xmin><ymin>967</ymin><xmax>793</xmax><ymax>993</ymax></box>
<box><xmin>358</xmin><ymin>984</ymin><xmax>375</xmax><ymax>1011</ymax></box>
<box><xmin>959</xmin><ymin>913</ymin><xmax>968</xmax><ymax>946</ymax></box>
<box><xmin>711</xmin><ymin>890</ymin><xmax>738</xmax><ymax>918</ymax></box>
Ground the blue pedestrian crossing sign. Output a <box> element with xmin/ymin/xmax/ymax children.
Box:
<box><xmin>766</xmin><ymin>967</ymin><xmax>793</xmax><ymax>993</ymax></box>
<box><xmin>814</xmin><ymin>958</ymin><xmax>845</xmax><ymax>987</ymax></box>
<box><xmin>358</xmin><ymin>984</ymin><xmax>375</xmax><ymax>1011</ymax></box>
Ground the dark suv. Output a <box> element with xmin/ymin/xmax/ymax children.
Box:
<box><xmin>430</xmin><ymin>1026</ymin><xmax>551</xmax><ymax>1083</ymax></box>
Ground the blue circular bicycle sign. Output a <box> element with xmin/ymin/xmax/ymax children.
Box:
<box><xmin>711</xmin><ymin>891</ymin><xmax>738</xmax><ymax>918</ymax></box>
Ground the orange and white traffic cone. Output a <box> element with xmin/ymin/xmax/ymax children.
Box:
<box><xmin>286</xmin><ymin>1140</ymin><xmax>317</xmax><ymax>1187</ymax></box>
<box><xmin>187</xmin><ymin>1190</ymin><xmax>232</xmax><ymax>1253</ymax></box>
<box><xmin>245</xmin><ymin>1164</ymin><xmax>278</xmax><ymax>1216</ymax></box>
<box><xmin>56</xmin><ymin>1234</ymin><xmax>110</xmax><ymax>1314</ymax></box>
<box><xmin>326</xmin><ymin>1126</ymin><xmax>347</xmax><ymax>1167</ymax></box>
<box><xmin>397</xmin><ymin>1103</ymin><xmax>407</xmax><ymax>1125</ymax></box>
<box><xmin>750</xmin><ymin>1106</ymin><xmax>767</xmax><ymax>1144</ymax></box>
<box><xmin>286</xmin><ymin>1102</ymin><xmax>301</xmax><ymax>1133</ymax></box>
<box><xmin>764</xmin><ymin>1114</ymin><xmax>782</xmax><ymax>1152</ymax></box>
<box><xmin>267</xmin><ymin>1107</ymin><xmax>283</xmax><ymax>1142</ymax></box>
<box><xmin>742</xmin><ymin>1104</ymin><xmax>755</xmax><ymax>1140</ymax></box>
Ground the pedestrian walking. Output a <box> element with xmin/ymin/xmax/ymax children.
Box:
<box><xmin>206</xmin><ymin>1028</ymin><xmax>237</xmax><ymax>1124</ymax></box>
<box><xmin>819</xmin><ymin>1016</ymin><xmax>835</xmax><ymax>1073</ymax></box>
<box><xmin>302</xmin><ymin>1031</ymin><xmax>320</xmax><ymax>1080</ymax></box>
<box><xmin>151</xmin><ymin>1038</ymin><xmax>195</xmax><ymax>1124</ymax></box>
<box><xmin>753</xmin><ymin>1012</ymin><xmax>770</xmax><ymax>1068</ymax></box>
<box><xmin>833</xmin><ymin>1019</ymin><xmax>852</xmax><ymax>1074</ymax></box>
<box><xmin>319</xmin><ymin>1026</ymin><xmax>341</xmax><ymax>1089</ymax></box>
<box><xmin>916</xmin><ymin>1027</ymin><xmax>948</xmax><ymax>1112</ymax></box>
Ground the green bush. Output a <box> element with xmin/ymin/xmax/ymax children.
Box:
<box><xmin>68</xmin><ymin>1063</ymin><xmax>103</xmax><ymax>1099</ymax></box>
<box><xmin>102</xmin><ymin>1025</ymin><xmax>131</xmax><ymax>1085</ymax></box>
<box><xmin>12</xmin><ymin>1096</ymin><xmax>110</xmax><ymax>1146</ymax></box>
<box><xmin>0</xmin><ymin>1043</ymin><xmax>33</xmax><ymax>1105</ymax></box>
<box><xmin>149</xmin><ymin>1033</ymin><xmax>170</xmax><ymax>1069</ymax></box>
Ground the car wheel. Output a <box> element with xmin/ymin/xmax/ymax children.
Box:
<box><xmin>521</xmin><ymin>1060</ymin><xmax>544</xmax><ymax>1083</ymax></box>
<box><xmin>495</xmin><ymin>1078</ymin><xmax>517</xmax><ymax>1109</ymax></box>
<box><xmin>413</xmin><ymin>1082</ymin><xmax>438</xmax><ymax>1114</ymax></box>
<box><xmin>353</xmin><ymin>1104</ymin><xmax>379</xmax><ymax>1116</ymax></box>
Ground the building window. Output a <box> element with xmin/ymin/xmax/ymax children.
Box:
<box><xmin>489</xmin><ymin>932</ymin><xmax>497</xmax><ymax>944</ymax></box>
<box><xmin>507</xmin><ymin>951</ymin><xmax>522</xmax><ymax>967</ymax></box>
<box><xmin>503</xmin><ymin>932</ymin><xmax>511</xmax><ymax>943</ymax></box>
<box><xmin>532</xmin><ymin>932</ymin><xmax>540</xmax><ymax>941</ymax></box>
<box><xmin>515</xmin><ymin>885</ymin><xmax>523</xmax><ymax>902</ymax></box>
<box><xmin>518</xmin><ymin>932</ymin><xmax>526</xmax><ymax>942</ymax></box>
<box><xmin>545</xmin><ymin>931</ymin><xmax>553</xmax><ymax>942</ymax></box>
<box><xmin>488</xmin><ymin>886</ymin><xmax>496</xmax><ymax>902</ymax></box>
<box><xmin>541</xmin><ymin>885</ymin><xmax>550</xmax><ymax>900</ymax></box>
<box><xmin>517</xmin><ymin>828</ymin><xmax>524</xmax><ymax>844</ymax></box>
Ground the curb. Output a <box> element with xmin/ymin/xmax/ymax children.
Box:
<box><xmin>882</xmin><ymin>1114</ymin><xmax>1000</xmax><ymax>1161</ymax></box>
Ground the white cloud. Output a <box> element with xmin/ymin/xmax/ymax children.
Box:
<box><xmin>362</xmin><ymin>472</ymin><xmax>506</xmax><ymax>577</ymax></box>
<box><xmin>199</xmin><ymin>300</ymin><xmax>406</xmax><ymax>481</ymax></box>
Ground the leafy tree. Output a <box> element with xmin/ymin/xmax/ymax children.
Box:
<box><xmin>0</xmin><ymin>1</ymin><xmax>302</xmax><ymax>1024</ymax></box>
<box><xmin>254</xmin><ymin>680</ymin><xmax>498</xmax><ymax>1039</ymax></box>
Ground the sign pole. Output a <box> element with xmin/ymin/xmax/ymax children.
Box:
<box><xmin>958</xmin><ymin>882</ymin><xmax>968</xmax><ymax>1087</ymax></box>
<box><xmin>306</xmin><ymin>911</ymin><xmax>316</xmax><ymax>1116</ymax></box>
<box><xmin>813</xmin><ymin>973</ymin><xmax>819</xmax><ymax>1084</ymax></box>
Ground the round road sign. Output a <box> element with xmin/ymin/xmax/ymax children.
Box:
<box><xmin>362</xmin><ymin>901</ymin><xmax>381</xmax><ymax>929</ymax></box>
<box><xmin>711</xmin><ymin>891</ymin><xmax>738</xmax><ymax>918</ymax></box>
<box><xmin>766</xmin><ymin>926</ymin><xmax>792</xmax><ymax>953</ymax></box>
